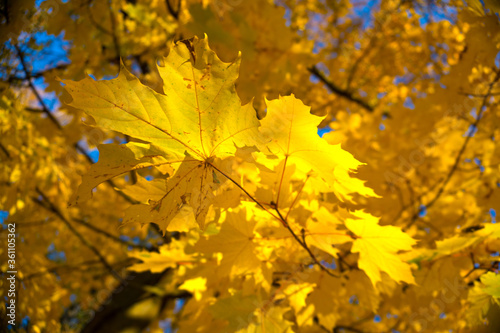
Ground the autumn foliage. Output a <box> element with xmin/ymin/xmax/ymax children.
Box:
<box><xmin>1</xmin><ymin>0</ymin><xmax>500</xmax><ymax>332</ymax></box>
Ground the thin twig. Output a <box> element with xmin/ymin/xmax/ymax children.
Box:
<box><xmin>346</xmin><ymin>36</ymin><xmax>376</xmax><ymax>90</ymax></box>
<box><xmin>0</xmin><ymin>218</ymin><xmax>57</xmax><ymax>230</ymax></box>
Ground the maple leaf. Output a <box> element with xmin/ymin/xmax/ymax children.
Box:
<box><xmin>120</xmin><ymin>174</ymin><xmax>168</xmax><ymax>203</ymax></box>
<box><xmin>345</xmin><ymin>211</ymin><xmax>416</xmax><ymax>286</ymax></box>
<box><xmin>479</xmin><ymin>272</ymin><xmax>500</xmax><ymax>300</ymax></box>
<box><xmin>63</xmin><ymin>36</ymin><xmax>260</xmax><ymax>229</ymax></box>
<box><xmin>305</xmin><ymin>207</ymin><xmax>352</xmax><ymax>258</ymax></box>
<box><xmin>257</xmin><ymin>95</ymin><xmax>377</xmax><ymax>202</ymax></box>
<box><xmin>209</xmin><ymin>292</ymin><xmax>259</xmax><ymax>331</ymax></box>
<box><xmin>69</xmin><ymin>142</ymin><xmax>170</xmax><ymax>204</ymax></box>
<box><xmin>467</xmin><ymin>272</ymin><xmax>500</xmax><ymax>325</ymax></box>
<box><xmin>196</xmin><ymin>206</ymin><xmax>261</xmax><ymax>277</ymax></box>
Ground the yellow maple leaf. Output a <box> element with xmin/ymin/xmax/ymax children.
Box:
<box><xmin>305</xmin><ymin>207</ymin><xmax>352</xmax><ymax>258</ymax></box>
<box><xmin>63</xmin><ymin>36</ymin><xmax>261</xmax><ymax>229</ymax></box>
<box><xmin>480</xmin><ymin>271</ymin><xmax>500</xmax><ymax>301</ymax></box>
<box><xmin>69</xmin><ymin>142</ymin><xmax>169</xmax><ymax>204</ymax></box>
<box><xmin>257</xmin><ymin>95</ymin><xmax>377</xmax><ymax>202</ymax></box>
<box><xmin>345</xmin><ymin>211</ymin><xmax>416</xmax><ymax>286</ymax></box>
<box><xmin>467</xmin><ymin>271</ymin><xmax>500</xmax><ymax>325</ymax></box>
<box><xmin>196</xmin><ymin>207</ymin><xmax>260</xmax><ymax>278</ymax></box>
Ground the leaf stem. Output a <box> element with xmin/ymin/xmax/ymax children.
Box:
<box><xmin>285</xmin><ymin>175</ymin><xmax>309</xmax><ymax>221</ymax></box>
<box><xmin>275</xmin><ymin>155</ymin><xmax>288</xmax><ymax>209</ymax></box>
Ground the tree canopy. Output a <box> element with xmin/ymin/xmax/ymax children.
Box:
<box><xmin>1</xmin><ymin>0</ymin><xmax>500</xmax><ymax>332</ymax></box>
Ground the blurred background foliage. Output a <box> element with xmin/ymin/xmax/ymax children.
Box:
<box><xmin>1</xmin><ymin>0</ymin><xmax>500</xmax><ymax>332</ymax></box>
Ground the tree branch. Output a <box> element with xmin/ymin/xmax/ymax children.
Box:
<box><xmin>346</xmin><ymin>36</ymin><xmax>376</xmax><ymax>90</ymax></box>
<box><xmin>14</xmin><ymin>44</ymin><xmax>63</xmax><ymax>130</ymax></box>
<box><xmin>0</xmin><ymin>142</ymin><xmax>11</xmax><ymax>158</ymax></box>
<box><xmin>14</xmin><ymin>43</ymin><xmax>138</xmax><ymax>206</ymax></box>
<box><xmin>7</xmin><ymin>63</ymin><xmax>69</xmax><ymax>83</ymax></box>
<box><xmin>209</xmin><ymin>162</ymin><xmax>282</xmax><ymax>224</ymax></box>
<box><xmin>308</xmin><ymin>65</ymin><xmax>374</xmax><ymax>112</ymax></box>
<box><xmin>165</xmin><ymin>0</ymin><xmax>180</xmax><ymax>20</ymax></box>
